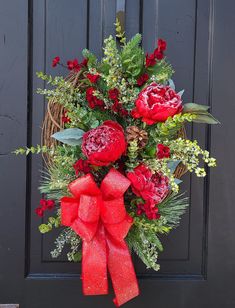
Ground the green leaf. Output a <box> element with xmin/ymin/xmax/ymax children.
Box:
<box><xmin>178</xmin><ymin>89</ymin><xmax>184</xmax><ymax>97</ymax></box>
<box><xmin>39</xmin><ymin>224</ymin><xmax>52</xmax><ymax>234</ymax></box>
<box><xmin>167</xmin><ymin>160</ymin><xmax>181</xmax><ymax>173</ymax></box>
<box><xmin>192</xmin><ymin>113</ymin><xmax>220</xmax><ymax>124</ymax></box>
<box><xmin>183</xmin><ymin>103</ymin><xmax>210</xmax><ymax>114</ymax></box>
<box><xmin>52</xmin><ymin>128</ymin><xmax>85</xmax><ymax>146</ymax></box>
<box><xmin>72</xmin><ymin>251</ymin><xmax>82</xmax><ymax>262</ymax></box>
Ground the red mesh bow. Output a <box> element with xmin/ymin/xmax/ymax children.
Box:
<box><xmin>60</xmin><ymin>168</ymin><xmax>139</xmax><ymax>306</ymax></box>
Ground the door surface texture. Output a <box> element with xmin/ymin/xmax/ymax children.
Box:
<box><xmin>0</xmin><ymin>0</ymin><xmax>235</xmax><ymax>307</ymax></box>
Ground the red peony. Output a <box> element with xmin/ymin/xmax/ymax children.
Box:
<box><xmin>52</xmin><ymin>56</ymin><xmax>60</xmax><ymax>68</ymax></box>
<box><xmin>108</xmin><ymin>88</ymin><xmax>119</xmax><ymax>100</ymax></box>
<box><xmin>87</xmin><ymin>73</ymin><xmax>100</xmax><ymax>83</ymax></box>
<box><xmin>157</xmin><ymin>144</ymin><xmax>170</xmax><ymax>159</ymax></box>
<box><xmin>137</xmin><ymin>73</ymin><xmax>149</xmax><ymax>86</ymax></box>
<box><xmin>86</xmin><ymin>87</ymin><xmax>105</xmax><ymax>109</ymax></box>
<box><xmin>131</xmin><ymin>82</ymin><xmax>183</xmax><ymax>124</ymax></box>
<box><xmin>73</xmin><ymin>158</ymin><xmax>91</xmax><ymax>176</ymax></box>
<box><xmin>82</xmin><ymin>121</ymin><xmax>126</xmax><ymax>166</ymax></box>
<box><xmin>145</xmin><ymin>53</ymin><xmax>156</xmax><ymax>67</ymax></box>
<box><xmin>127</xmin><ymin>164</ymin><xmax>169</xmax><ymax>207</ymax></box>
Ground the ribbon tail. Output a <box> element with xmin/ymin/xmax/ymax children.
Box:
<box><xmin>106</xmin><ymin>235</ymin><xmax>139</xmax><ymax>306</ymax></box>
<box><xmin>82</xmin><ymin>224</ymin><xmax>108</xmax><ymax>295</ymax></box>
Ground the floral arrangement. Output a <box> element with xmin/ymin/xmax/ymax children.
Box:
<box><xmin>15</xmin><ymin>21</ymin><xmax>219</xmax><ymax>306</ymax></box>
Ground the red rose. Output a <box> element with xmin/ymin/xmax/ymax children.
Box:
<box><xmin>137</xmin><ymin>73</ymin><xmax>149</xmax><ymax>86</ymax></box>
<box><xmin>157</xmin><ymin>38</ymin><xmax>167</xmax><ymax>52</ymax></box>
<box><xmin>145</xmin><ymin>53</ymin><xmax>156</xmax><ymax>67</ymax></box>
<box><xmin>157</xmin><ymin>144</ymin><xmax>170</xmax><ymax>159</ymax></box>
<box><xmin>73</xmin><ymin>158</ymin><xmax>91</xmax><ymax>176</ymax></box>
<box><xmin>108</xmin><ymin>88</ymin><xmax>119</xmax><ymax>100</ymax></box>
<box><xmin>82</xmin><ymin>121</ymin><xmax>126</xmax><ymax>166</ymax></box>
<box><xmin>131</xmin><ymin>82</ymin><xmax>183</xmax><ymax>124</ymax></box>
<box><xmin>87</xmin><ymin>73</ymin><xmax>100</xmax><ymax>83</ymax></box>
<box><xmin>52</xmin><ymin>56</ymin><xmax>60</xmax><ymax>68</ymax></box>
<box><xmin>86</xmin><ymin>87</ymin><xmax>105</xmax><ymax>109</ymax></box>
<box><xmin>67</xmin><ymin>58</ymin><xmax>80</xmax><ymax>71</ymax></box>
<box><xmin>127</xmin><ymin>164</ymin><xmax>169</xmax><ymax>211</ymax></box>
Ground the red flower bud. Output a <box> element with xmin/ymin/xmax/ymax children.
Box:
<box><xmin>52</xmin><ymin>56</ymin><xmax>60</xmax><ymax>68</ymax></box>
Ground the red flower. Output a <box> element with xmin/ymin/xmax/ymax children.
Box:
<box><xmin>86</xmin><ymin>87</ymin><xmax>105</xmax><ymax>109</ymax></box>
<box><xmin>52</xmin><ymin>56</ymin><xmax>60</xmax><ymax>68</ymax></box>
<box><xmin>108</xmin><ymin>88</ymin><xmax>119</xmax><ymax>100</ymax></box>
<box><xmin>87</xmin><ymin>73</ymin><xmax>100</xmax><ymax>83</ymax></box>
<box><xmin>82</xmin><ymin>121</ymin><xmax>126</xmax><ymax>166</ymax></box>
<box><xmin>154</xmin><ymin>48</ymin><xmax>164</xmax><ymax>60</ymax></box>
<box><xmin>35</xmin><ymin>199</ymin><xmax>55</xmax><ymax>217</ymax></box>
<box><xmin>62</xmin><ymin>110</ymin><xmax>71</xmax><ymax>123</ymax></box>
<box><xmin>46</xmin><ymin>200</ymin><xmax>55</xmax><ymax>210</ymax></box>
<box><xmin>81</xmin><ymin>58</ymin><xmax>88</xmax><ymax>67</ymax></box>
<box><xmin>131</xmin><ymin>82</ymin><xmax>183</xmax><ymax>124</ymax></box>
<box><xmin>111</xmin><ymin>100</ymin><xmax>128</xmax><ymax>116</ymax></box>
<box><xmin>73</xmin><ymin>158</ymin><xmax>91</xmax><ymax>176</ymax></box>
<box><xmin>35</xmin><ymin>207</ymin><xmax>44</xmax><ymax>217</ymax></box>
<box><xmin>136</xmin><ymin>202</ymin><xmax>161</xmax><ymax>220</ymax></box>
<box><xmin>67</xmin><ymin>58</ymin><xmax>80</xmax><ymax>71</ymax></box>
<box><xmin>157</xmin><ymin>144</ymin><xmax>171</xmax><ymax>159</ymax></box>
<box><xmin>157</xmin><ymin>38</ymin><xmax>167</xmax><ymax>52</ymax></box>
<box><xmin>137</xmin><ymin>73</ymin><xmax>149</xmax><ymax>86</ymax></box>
<box><xmin>145</xmin><ymin>53</ymin><xmax>156</xmax><ymax>67</ymax></box>
<box><xmin>127</xmin><ymin>164</ymin><xmax>169</xmax><ymax>218</ymax></box>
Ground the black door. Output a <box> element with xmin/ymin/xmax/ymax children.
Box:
<box><xmin>1</xmin><ymin>0</ymin><xmax>235</xmax><ymax>307</ymax></box>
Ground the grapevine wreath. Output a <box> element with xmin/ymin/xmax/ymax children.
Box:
<box><xmin>16</xmin><ymin>21</ymin><xmax>219</xmax><ymax>306</ymax></box>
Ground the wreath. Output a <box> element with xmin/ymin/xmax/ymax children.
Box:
<box><xmin>15</xmin><ymin>20</ymin><xmax>219</xmax><ymax>306</ymax></box>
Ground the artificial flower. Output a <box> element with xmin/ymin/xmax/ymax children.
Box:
<box><xmin>157</xmin><ymin>144</ymin><xmax>171</xmax><ymax>159</ymax></box>
<box><xmin>137</xmin><ymin>73</ymin><xmax>149</xmax><ymax>86</ymax></box>
<box><xmin>52</xmin><ymin>56</ymin><xmax>60</xmax><ymax>68</ymax></box>
<box><xmin>86</xmin><ymin>87</ymin><xmax>105</xmax><ymax>109</ymax></box>
<box><xmin>131</xmin><ymin>82</ymin><xmax>183</xmax><ymax>124</ymax></box>
<box><xmin>73</xmin><ymin>158</ymin><xmax>91</xmax><ymax>176</ymax></box>
<box><xmin>82</xmin><ymin>120</ymin><xmax>126</xmax><ymax>166</ymax></box>
<box><xmin>87</xmin><ymin>73</ymin><xmax>100</xmax><ymax>83</ymax></box>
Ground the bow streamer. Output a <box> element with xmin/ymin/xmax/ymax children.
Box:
<box><xmin>60</xmin><ymin>168</ymin><xmax>139</xmax><ymax>306</ymax></box>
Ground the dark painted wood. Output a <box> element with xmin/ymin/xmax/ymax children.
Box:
<box><xmin>1</xmin><ymin>0</ymin><xmax>235</xmax><ymax>307</ymax></box>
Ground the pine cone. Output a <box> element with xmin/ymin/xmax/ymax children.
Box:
<box><xmin>126</xmin><ymin>126</ymin><xmax>148</xmax><ymax>148</ymax></box>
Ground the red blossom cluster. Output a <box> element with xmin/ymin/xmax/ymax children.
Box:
<box><xmin>73</xmin><ymin>158</ymin><xmax>91</xmax><ymax>176</ymax></box>
<box><xmin>35</xmin><ymin>199</ymin><xmax>55</xmax><ymax>217</ymax></box>
<box><xmin>145</xmin><ymin>38</ymin><xmax>167</xmax><ymax>68</ymax></box>
<box><xmin>108</xmin><ymin>88</ymin><xmax>128</xmax><ymax>116</ymax></box>
<box><xmin>157</xmin><ymin>144</ymin><xmax>171</xmax><ymax>159</ymax></box>
<box><xmin>86</xmin><ymin>73</ymin><xmax>100</xmax><ymax>83</ymax></box>
<box><xmin>127</xmin><ymin>164</ymin><xmax>169</xmax><ymax>220</ymax></box>
<box><xmin>62</xmin><ymin>110</ymin><xmax>71</xmax><ymax>124</ymax></box>
<box><xmin>86</xmin><ymin>87</ymin><xmax>105</xmax><ymax>109</ymax></box>
<box><xmin>51</xmin><ymin>56</ymin><xmax>88</xmax><ymax>71</ymax></box>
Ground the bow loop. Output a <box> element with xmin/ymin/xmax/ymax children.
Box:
<box><xmin>101</xmin><ymin>168</ymin><xmax>130</xmax><ymax>200</ymax></box>
<box><xmin>69</xmin><ymin>173</ymin><xmax>100</xmax><ymax>198</ymax></box>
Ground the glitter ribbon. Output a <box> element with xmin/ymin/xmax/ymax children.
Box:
<box><xmin>60</xmin><ymin>168</ymin><xmax>139</xmax><ymax>306</ymax></box>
